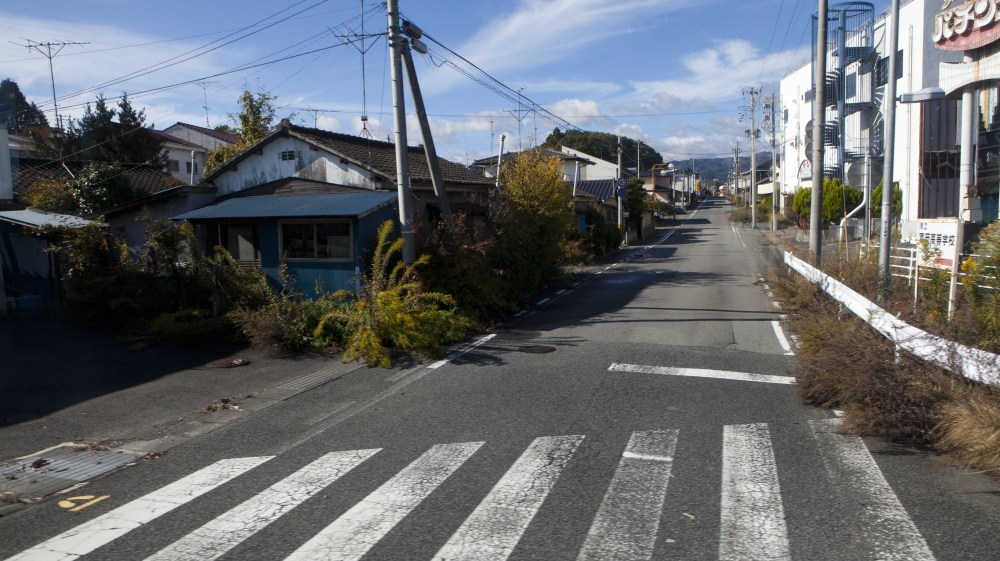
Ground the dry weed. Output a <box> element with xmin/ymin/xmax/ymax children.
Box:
<box><xmin>935</xmin><ymin>387</ymin><xmax>1000</xmax><ymax>473</ymax></box>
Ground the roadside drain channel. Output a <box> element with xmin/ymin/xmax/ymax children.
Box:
<box><xmin>0</xmin><ymin>444</ymin><xmax>140</xmax><ymax>500</ymax></box>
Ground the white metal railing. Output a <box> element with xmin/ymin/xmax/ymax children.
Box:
<box><xmin>860</xmin><ymin>243</ymin><xmax>996</xmax><ymax>304</ymax></box>
<box><xmin>784</xmin><ymin>251</ymin><xmax>999</xmax><ymax>386</ymax></box>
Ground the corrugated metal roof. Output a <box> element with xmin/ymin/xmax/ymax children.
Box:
<box><xmin>174</xmin><ymin>192</ymin><xmax>397</xmax><ymax>221</ymax></box>
<box><xmin>0</xmin><ymin>210</ymin><xmax>92</xmax><ymax>228</ymax></box>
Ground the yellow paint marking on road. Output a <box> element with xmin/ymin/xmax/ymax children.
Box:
<box><xmin>58</xmin><ymin>495</ymin><xmax>109</xmax><ymax>512</ymax></box>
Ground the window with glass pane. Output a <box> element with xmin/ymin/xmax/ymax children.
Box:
<box><xmin>316</xmin><ymin>222</ymin><xmax>351</xmax><ymax>259</ymax></box>
<box><xmin>282</xmin><ymin>223</ymin><xmax>315</xmax><ymax>259</ymax></box>
<box><xmin>281</xmin><ymin>221</ymin><xmax>351</xmax><ymax>260</ymax></box>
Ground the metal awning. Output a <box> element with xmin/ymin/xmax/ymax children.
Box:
<box><xmin>0</xmin><ymin>210</ymin><xmax>92</xmax><ymax>229</ymax></box>
<box><xmin>174</xmin><ymin>192</ymin><xmax>397</xmax><ymax>221</ymax></box>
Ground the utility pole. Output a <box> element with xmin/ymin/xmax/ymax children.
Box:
<box><xmin>617</xmin><ymin>135</ymin><xmax>623</xmax><ymax>233</ymax></box>
<box><xmin>399</xmin><ymin>28</ymin><xmax>453</xmax><ymax>226</ymax></box>
<box><xmin>744</xmin><ymin>87</ymin><xmax>762</xmax><ymax>228</ymax></box>
<box><xmin>765</xmin><ymin>93</ymin><xmax>779</xmax><ymax>231</ymax></box>
<box><xmin>734</xmin><ymin>141</ymin><xmax>741</xmax><ymax>203</ymax></box>
<box><xmin>878</xmin><ymin>0</ymin><xmax>901</xmax><ymax>300</ymax></box>
<box><xmin>387</xmin><ymin>0</ymin><xmax>415</xmax><ymax>264</ymax></box>
<box><xmin>21</xmin><ymin>39</ymin><xmax>88</xmax><ymax>158</ymax></box>
<box><xmin>811</xmin><ymin>0</ymin><xmax>829</xmax><ymax>265</ymax></box>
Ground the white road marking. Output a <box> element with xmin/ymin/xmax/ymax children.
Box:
<box><xmin>4</xmin><ymin>457</ymin><xmax>272</xmax><ymax>561</ymax></box>
<box><xmin>432</xmin><ymin>435</ymin><xmax>584</xmax><ymax>561</ymax></box>
<box><xmin>771</xmin><ymin>320</ymin><xmax>795</xmax><ymax>355</ymax></box>
<box><xmin>609</xmin><ymin>363</ymin><xmax>796</xmax><ymax>385</ymax></box>
<box><xmin>428</xmin><ymin>333</ymin><xmax>497</xmax><ymax>369</ymax></box>
<box><xmin>577</xmin><ymin>430</ymin><xmax>678</xmax><ymax>561</ymax></box>
<box><xmin>555</xmin><ymin>289</ymin><xmax>568</xmax><ymax>295</ymax></box>
<box><xmin>720</xmin><ymin>424</ymin><xmax>791</xmax><ymax>561</ymax></box>
<box><xmin>535</xmin><ymin>298</ymin><xmax>551</xmax><ymax>306</ymax></box>
<box><xmin>145</xmin><ymin>450</ymin><xmax>379</xmax><ymax>561</ymax></box>
<box><xmin>809</xmin><ymin>419</ymin><xmax>937</xmax><ymax>561</ymax></box>
<box><xmin>285</xmin><ymin>442</ymin><xmax>484</xmax><ymax>561</ymax></box>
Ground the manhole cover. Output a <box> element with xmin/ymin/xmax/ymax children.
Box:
<box><xmin>206</xmin><ymin>357</ymin><xmax>251</xmax><ymax>368</ymax></box>
<box><xmin>518</xmin><ymin>345</ymin><xmax>557</xmax><ymax>354</ymax></box>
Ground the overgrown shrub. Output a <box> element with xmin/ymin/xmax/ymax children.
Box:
<box><xmin>315</xmin><ymin>220</ymin><xmax>469</xmax><ymax>368</ymax></box>
<box><xmin>418</xmin><ymin>214</ymin><xmax>511</xmax><ymax>321</ymax></box>
<box><xmin>228</xmin><ymin>295</ymin><xmax>347</xmax><ymax>355</ymax></box>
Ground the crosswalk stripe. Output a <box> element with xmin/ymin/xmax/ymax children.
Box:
<box><xmin>720</xmin><ymin>424</ymin><xmax>791</xmax><ymax>561</ymax></box>
<box><xmin>609</xmin><ymin>363</ymin><xmax>796</xmax><ymax>385</ymax></box>
<box><xmin>144</xmin><ymin>449</ymin><xmax>380</xmax><ymax>561</ymax></box>
<box><xmin>285</xmin><ymin>441</ymin><xmax>484</xmax><ymax>561</ymax></box>
<box><xmin>3</xmin><ymin>457</ymin><xmax>272</xmax><ymax>561</ymax></box>
<box><xmin>577</xmin><ymin>430</ymin><xmax>678</xmax><ymax>561</ymax></box>
<box><xmin>810</xmin><ymin>419</ymin><xmax>937</xmax><ymax>561</ymax></box>
<box><xmin>432</xmin><ymin>435</ymin><xmax>584</xmax><ymax>561</ymax></box>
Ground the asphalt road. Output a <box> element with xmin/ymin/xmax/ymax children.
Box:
<box><xmin>1</xmin><ymin>198</ymin><xmax>999</xmax><ymax>560</ymax></box>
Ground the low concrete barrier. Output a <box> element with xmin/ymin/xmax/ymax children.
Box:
<box><xmin>784</xmin><ymin>251</ymin><xmax>999</xmax><ymax>386</ymax></box>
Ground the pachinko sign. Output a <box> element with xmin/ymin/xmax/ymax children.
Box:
<box><xmin>933</xmin><ymin>0</ymin><xmax>1000</xmax><ymax>50</ymax></box>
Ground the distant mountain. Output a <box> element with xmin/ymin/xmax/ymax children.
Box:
<box><xmin>669</xmin><ymin>154</ymin><xmax>771</xmax><ymax>183</ymax></box>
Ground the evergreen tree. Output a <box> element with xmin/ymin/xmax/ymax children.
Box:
<box><xmin>55</xmin><ymin>93</ymin><xmax>164</xmax><ymax>165</ymax></box>
<box><xmin>0</xmin><ymin>78</ymin><xmax>49</xmax><ymax>135</ymax></box>
<box><xmin>540</xmin><ymin>129</ymin><xmax>664</xmax><ymax>170</ymax></box>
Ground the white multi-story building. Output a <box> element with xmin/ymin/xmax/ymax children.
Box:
<box><xmin>780</xmin><ymin>0</ymin><xmax>999</xmax><ymax>239</ymax></box>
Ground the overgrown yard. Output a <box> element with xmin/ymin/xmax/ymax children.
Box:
<box><xmin>768</xmin><ymin>220</ymin><xmax>1000</xmax><ymax>477</ymax></box>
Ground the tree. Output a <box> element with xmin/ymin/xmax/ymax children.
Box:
<box><xmin>491</xmin><ymin>151</ymin><xmax>575</xmax><ymax>294</ymax></box>
<box><xmin>870</xmin><ymin>181</ymin><xmax>903</xmax><ymax>219</ymax></box>
<box><xmin>55</xmin><ymin>93</ymin><xmax>164</xmax><ymax>165</ymax></box>
<box><xmin>0</xmin><ymin>78</ymin><xmax>49</xmax><ymax>135</ymax></box>
<box><xmin>72</xmin><ymin>162</ymin><xmax>136</xmax><ymax>215</ymax></box>
<box><xmin>24</xmin><ymin>178</ymin><xmax>77</xmax><ymax>213</ymax></box>
<box><xmin>822</xmin><ymin>177</ymin><xmax>863</xmax><ymax>224</ymax></box>
<box><xmin>623</xmin><ymin>176</ymin><xmax>648</xmax><ymax>217</ymax></box>
<box><xmin>205</xmin><ymin>88</ymin><xmax>279</xmax><ymax>174</ymax></box>
<box><xmin>540</xmin><ymin>129</ymin><xmax>664</xmax><ymax>170</ymax></box>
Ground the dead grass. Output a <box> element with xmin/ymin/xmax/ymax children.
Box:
<box><xmin>773</xmin><ymin>261</ymin><xmax>1000</xmax><ymax>474</ymax></box>
<box><xmin>935</xmin><ymin>387</ymin><xmax>1000</xmax><ymax>474</ymax></box>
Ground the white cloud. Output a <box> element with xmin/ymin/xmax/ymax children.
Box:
<box><xmin>422</xmin><ymin>0</ymin><xmax>684</xmax><ymax>94</ymax></box>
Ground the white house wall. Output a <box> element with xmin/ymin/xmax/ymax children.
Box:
<box><xmin>162</xmin><ymin>124</ymin><xmax>232</xmax><ymax>152</ymax></box>
<box><xmin>213</xmin><ymin>137</ymin><xmax>382</xmax><ymax>196</ymax></box>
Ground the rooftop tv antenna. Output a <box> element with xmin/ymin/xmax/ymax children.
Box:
<box><xmin>17</xmin><ymin>39</ymin><xmax>89</xmax><ymax>145</ymax></box>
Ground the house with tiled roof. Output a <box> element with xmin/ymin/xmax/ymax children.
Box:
<box><xmin>161</xmin><ymin>122</ymin><xmax>238</xmax><ymax>152</ymax></box>
<box><xmin>153</xmin><ymin>130</ymin><xmax>208</xmax><ymax>184</ymax></box>
<box><xmin>471</xmin><ymin>148</ymin><xmax>594</xmax><ymax>183</ymax></box>
<box><xmin>171</xmin><ymin>121</ymin><xmax>495</xmax><ymax>297</ymax></box>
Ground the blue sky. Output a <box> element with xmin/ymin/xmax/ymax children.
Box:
<box><xmin>0</xmin><ymin>0</ymin><xmax>889</xmax><ymax>166</ymax></box>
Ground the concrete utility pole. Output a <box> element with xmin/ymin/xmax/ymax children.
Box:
<box><xmin>617</xmin><ymin>135</ymin><xmax>623</xmax><ymax>232</ymax></box>
<box><xmin>734</xmin><ymin>141</ymin><xmax>741</xmax><ymax>203</ymax></box>
<box><xmin>878</xmin><ymin>0</ymin><xmax>900</xmax><ymax>299</ymax></box>
<box><xmin>810</xmin><ymin>0</ymin><xmax>829</xmax><ymax>265</ymax></box>
<box><xmin>495</xmin><ymin>134</ymin><xmax>505</xmax><ymax>197</ymax></box>
<box><xmin>744</xmin><ymin>87</ymin><xmax>762</xmax><ymax>228</ymax></box>
<box><xmin>387</xmin><ymin>0</ymin><xmax>415</xmax><ymax>264</ymax></box>
<box><xmin>950</xmin><ymin>55</ymin><xmax>976</xmax><ymax>319</ymax></box>
<box><xmin>400</xmin><ymin>36</ymin><xmax>453</xmax><ymax>226</ymax></box>
<box><xmin>766</xmin><ymin>94</ymin><xmax>779</xmax><ymax>231</ymax></box>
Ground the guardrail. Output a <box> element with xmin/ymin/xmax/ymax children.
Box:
<box><xmin>784</xmin><ymin>251</ymin><xmax>999</xmax><ymax>386</ymax></box>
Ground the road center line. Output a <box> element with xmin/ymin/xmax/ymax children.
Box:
<box><xmin>609</xmin><ymin>363</ymin><xmax>796</xmax><ymax>385</ymax></box>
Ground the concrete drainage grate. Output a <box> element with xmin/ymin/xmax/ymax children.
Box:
<box><xmin>0</xmin><ymin>444</ymin><xmax>139</xmax><ymax>499</ymax></box>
